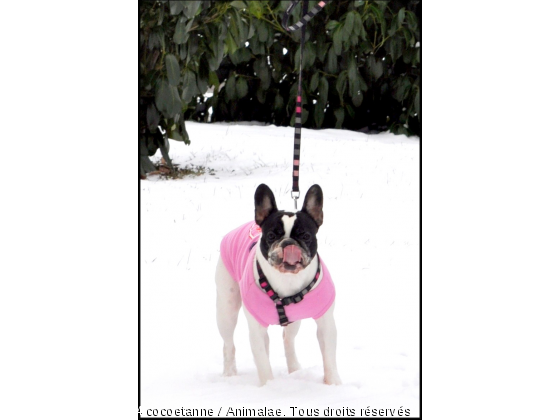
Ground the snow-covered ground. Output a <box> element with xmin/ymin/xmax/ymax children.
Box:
<box><xmin>140</xmin><ymin>122</ymin><xmax>419</xmax><ymax>417</ymax></box>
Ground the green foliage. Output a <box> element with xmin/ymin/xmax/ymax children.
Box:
<box><xmin>140</xmin><ymin>0</ymin><xmax>420</xmax><ymax>155</ymax></box>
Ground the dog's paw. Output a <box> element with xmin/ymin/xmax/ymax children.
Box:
<box><xmin>223</xmin><ymin>365</ymin><xmax>237</xmax><ymax>377</ymax></box>
<box><xmin>323</xmin><ymin>373</ymin><xmax>342</xmax><ymax>385</ymax></box>
<box><xmin>287</xmin><ymin>362</ymin><xmax>301</xmax><ymax>374</ymax></box>
<box><xmin>258</xmin><ymin>375</ymin><xmax>274</xmax><ymax>387</ymax></box>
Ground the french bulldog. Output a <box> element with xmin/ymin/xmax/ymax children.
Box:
<box><xmin>215</xmin><ymin>184</ymin><xmax>341</xmax><ymax>386</ymax></box>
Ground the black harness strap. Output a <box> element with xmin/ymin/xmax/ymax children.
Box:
<box><xmin>282</xmin><ymin>0</ymin><xmax>330</xmax><ymax>209</ymax></box>
<box><xmin>256</xmin><ymin>256</ymin><xmax>322</xmax><ymax>326</ymax></box>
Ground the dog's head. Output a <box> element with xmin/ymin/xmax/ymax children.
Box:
<box><xmin>254</xmin><ymin>184</ymin><xmax>323</xmax><ymax>274</ymax></box>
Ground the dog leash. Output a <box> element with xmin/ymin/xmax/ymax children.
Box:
<box><xmin>282</xmin><ymin>0</ymin><xmax>330</xmax><ymax>210</ymax></box>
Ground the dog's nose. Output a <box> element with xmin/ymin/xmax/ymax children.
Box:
<box><xmin>281</xmin><ymin>239</ymin><xmax>298</xmax><ymax>249</ymax></box>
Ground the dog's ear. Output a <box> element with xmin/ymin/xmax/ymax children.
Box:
<box><xmin>255</xmin><ymin>184</ymin><xmax>278</xmax><ymax>226</ymax></box>
<box><xmin>301</xmin><ymin>184</ymin><xmax>323</xmax><ymax>228</ymax></box>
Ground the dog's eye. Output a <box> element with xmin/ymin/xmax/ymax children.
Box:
<box><xmin>266</xmin><ymin>232</ymin><xmax>276</xmax><ymax>242</ymax></box>
<box><xmin>302</xmin><ymin>233</ymin><xmax>311</xmax><ymax>241</ymax></box>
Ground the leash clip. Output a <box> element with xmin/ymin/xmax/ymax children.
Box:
<box><xmin>291</xmin><ymin>191</ymin><xmax>300</xmax><ymax>210</ymax></box>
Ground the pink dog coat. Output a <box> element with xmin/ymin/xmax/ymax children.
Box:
<box><xmin>220</xmin><ymin>221</ymin><xmax>335</xmax><ymax>327</ymax></box>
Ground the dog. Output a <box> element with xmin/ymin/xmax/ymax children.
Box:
<box><xmin>215</xmin><ymin>183</ymin><xmax>341</xmax><ymax>386</ymax></box>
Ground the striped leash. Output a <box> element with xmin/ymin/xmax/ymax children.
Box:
<box><xmin>282</xmin><ymin>0</ymin><xmax>329</xmax><ymax>210</ymax></box>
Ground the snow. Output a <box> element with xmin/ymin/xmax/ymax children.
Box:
<box><xmin>140</xmin><ymin>121</ymin><xmax>419</xmax><ymax>417</ymax></box>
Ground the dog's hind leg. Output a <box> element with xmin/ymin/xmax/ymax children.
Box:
<box><xmin>283</xmin><ymin>320</ymin><xmax>302</xmax><ymax>373</ymax></box>
<box><xmin>215</xmin><ymin>256</ymin><xmax>241</xmax><ymax>376</ymax></box>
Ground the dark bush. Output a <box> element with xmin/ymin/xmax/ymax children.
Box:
<box><xmin>140</xmin><ymin>0</ymin><xmax>420</xmax><ymax>168</ymax></box>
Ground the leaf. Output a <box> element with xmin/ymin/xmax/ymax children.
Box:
<box><xmin>181</xmin><ymin>70</ymin><xmax>197</xmax><ymax>103</ymax></box>
<box><xmin>140</xmin><ymin>155</ymin><xmax>157</xmax><ymax>174</ymax></box>
<box><xmin>197</xmin><ymin>55</ymin><xmax>209</xmax><ymax>93</ymax></box>
<box><xmin>310</xmin><ymin>73</ymin><xmax>319</xmax><ymax>92</ymax></box>
<box><xmin>406</xmin><ymin>10</ymin><xmax>418</xmax><ymax>32</ymax></box>
<box><xmin>179</xmin><ymin>43</ymin><xmax>187</xmax><ymax>60</ymax></box>
<box><xmin>314</xmin><ymin>102</ymin><xmax>324</xmax><ymax>128</ymax></box>
<box><xmin>379</xmin><ymin>10</ymin><xmax>387</xmax><ymax>37</ymax></box>
<box><xmin>368</xmin><ymin>55</ymin><xmax>383</xmax><ymax>80</ymax></box>
<box><xmin>219</xmin><ymin>20</ymin><xmax>229</xmax><ymax>41</ymax></box>
<box><xmin>326</xmin><ymin>20</ymin><xmax>339</xmax><ymax>31</ymax></box>
<box><xmin>248</xmin><ymin>1</ymin><xmax>263</xmax><ymax>18</ymax></box>
<box><xmin>225</xmin><ymin>33</ymin><xmax>238</xmax><ymax>55</ymax></box>
<box><xmin>394</xmin><ymin>77</ymin><xmax>411</xmax><ymax>102</ymax></box>
<box><xmin>208</xmin><ymin>71</ymin><xmax>219</xmax><ymax>90</ymax></box>
<box><xmin>208</xmin><ymin>37</ymin><xmax>225</xmax><ymax>71</ymax></box>
<box><xmin>225</xmin><ymin>76</ymin><xmax>236</xmax><ymax>102</ymax></box>
<box><xmin>254</xmin><ymin>57</ymin><xmax>270</xmax><ymax>89</ymax></box>
<box><xmin>319</xmin><ymin>76</ymin><xmax>329</xmax><ymax>105</ymax></box>
<box><xmin>257</xmin><ymin>20</ymin><xmax>268</xmax><ymax>43</ymax></box>
<box><xmin>155</xmin><ymin>79</ymin><xmax>172</xmax><ymax>116</ymax></box>
<box><xmin>301</xmin><ymin>109</ymin><xmax>309</xmax><ymax>125</ymax></box>
<box><xmin>402</xmin><ymin>27</ymin><xmax>412</xmax><ymax>48</ymax></box>
<box><xmin>146</xmin><ymin>103</ymin><xmax>159</xmax><ymax>133</ymax></box>
<box><xmin>274</xmin><ymin>93</ymin><xmax>284</xmax><ymax>111</ymax></box>
<box><xmin>230</xmin><ymin>1</ymin><xmax>246</xmax><ymax>9</ymax></box>
<box><xmin>352</xmin><ymin>90</ymin><xmax>363</xmax><ymax>107</ymax></box>
<box><xmin>157</xmin><ymin>130</ymin><xmax>174</xmax><ymax>169</ymax></box>
<box><xmin>173</xmin><ymin>16</ymin><xmax>189</xmax><ymax>44</ymax></box>
<box><xmin>155</xmin><ymin>27</ymin><xmax>166</xmax><ymax>49</ymax></box>
<box><xmin>334</xmin><ymin>108</ymin><xmax>345</xmax><ymax>129</ymax></box>
<box><xmin>348</xmin><ymin>54</ymin><xmax>357</xmax><ymax>82</ymax></box>
<box><xmin>236</xmin><ymin>77</ymin><xmax>248</xmax><ymax>98</ymax></box>
<box><xmin>230</xmin><ymin>47</ymin><xmax>251</xmax><ymax>65</ymax></box>
<box><xmin>397</xmin><ymin>7</ymin><xmax>406</xmax><ymax>27</ymax></box>
<box><xmin>184</xmin><ymin>0</ymin><xmax>201</xmax><ymax>19</ymax></box>
<box><xmin>388</xmin><ymin>15</ymin><xmax>398</xmax><ymax>37</ymax></box>
<box><xmin>403</xmin><ymin>47</ymin><xmax>415</xmax><ymax>64</ymax></box>
<box><xmin>333</xmin><ymin>27</ymin><xmax>343</xmax><ymax>56</ymax></box>
<box><xmin>358</xmin><ymin>73</ymin><xmax>368</xmax><ymax>92</ymax></box>
<box><xmin>165</xmin><ymin>54</ymin><xmax>181</xmax><ymax>86</ymax></box>
<box><xmin>247</xmin><ymin>19</ymin><xmax>256</xmax><ymax>40</ymax></box>
<box><xmin>294</xmin><ymin>45</ymin><xmax>302</xmax><ymax>70</ymax></box>
<box><xmin>169</xmin><ymin>1</ymin><xmax>185</xmax><ymax>15</ymax></box>
<box><xmin>336</xmin><ymin>70</ymin><xmax>348</xmax><ymax>102</ymax></box>
<box><xmin>374</xmin><ymin>1</ymin><xmax>387</xmax><ymax>13</ymax></box>
<box><xmin>303</xmin><ymin>42</ymin><xmax>316</xmax><ymax>69</ymax></box>
<box><xmin>177</xmin><ymin>113</ymin><xmax>190</xmax><ymax>145</ymax></box>
<box><xmin>228</xmin><ymin>10</ymin><xmax>240</xmax><ymax>44</ymax></box>
<box><xmin>187</xmin><ymin>35</ymin><xmax>199</xmax><ymax>63</ymax></box>
<box><xmin>353</xmin><ymin>13</ymin><xmax>365</xmax><ymax>38</ymax></box>
<box><xmin>345</xmin><ymin>103</ymin><xmax>355</xmax><ymax>119</ymax></box>
<box><xmin>169</xmin><ymin>86</ymin><xmax>183</xmax><ymax>116</ymax></box>
<box><xmin>388</xmin><ymin>37</ymin><xmax>404</xmax><ymax>61</ymax></box>
<box><xmin>249</xmin><ymin>39</ymin><xmax>265</xmax><ymax>55</ymax></box>
<box><xmin>343</xmin><ymin>11</ymin><xmax>355</xmax><ymax>38</ymax></box>
<box><xmin>316</xmin><ymin>38</ymin><xmax>328</xmax><ymax>62</ymax></box>
<box><xmin>236</xmin><ymin>12</ymin><xmax>248</xmax><ymax>43</ymax></box>
<box><xmin>256</xmin><ymin>87</ymin><xmax>266</xmax><ymax>104</ymax></box>
<box><xmin>326</xmin><ymin>46</ymin><xmax>337</xmax><ymax>73</ymax></box>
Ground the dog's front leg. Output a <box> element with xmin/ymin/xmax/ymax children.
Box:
<box><xmin>315</xmin><ymin>303</ymin><xmax>342</xmax><ymax>385</ymax></box>
<box><xmin>243</xmin><ymin>307</ymin><xmax>274</xmax><ymax>386</ymax></box>
<box><xmin>283</xmin><ymin>320</ymin><xmax>302</xmax><ymax>373</ymax></box>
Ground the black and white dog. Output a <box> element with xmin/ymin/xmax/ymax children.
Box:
<box><xmin>215</xmin><ymin>184</ymin><xmax>341</xmax><ymax>386</ymax></box>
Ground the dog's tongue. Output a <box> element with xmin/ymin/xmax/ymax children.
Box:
<box><xmin>283</xmin><ymin>245</ymin><xmax>302</xmax><ymax>265</ymax></box>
